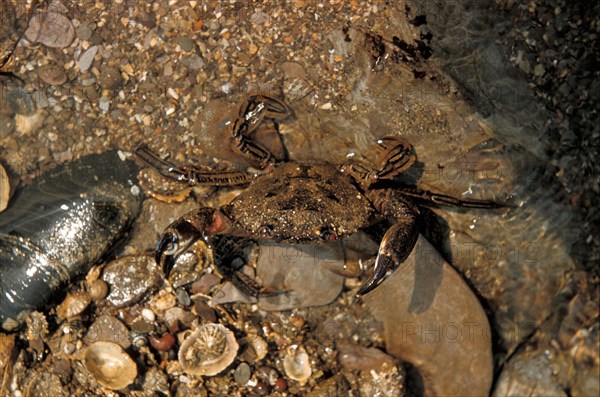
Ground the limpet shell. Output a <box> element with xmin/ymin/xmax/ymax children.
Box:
<box><xmin>283</xmin><ymin>344</ymin><xmax>312</xmax><ymax>386</ymax></box>
<box><xmin>83</xmin><ymin>341</ymin><xmax>137</xmax><ymax>390</ymax></box>
<box><xmin>178</xmin><ymin>323</ymin><xmax>239</xmax><ymax>376</ymax></box>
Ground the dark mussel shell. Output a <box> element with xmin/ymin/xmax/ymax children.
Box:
<box><xmin>0</xmin><ymin>151</ymin><xmax>142</xmax><ymax>330</ymax></box>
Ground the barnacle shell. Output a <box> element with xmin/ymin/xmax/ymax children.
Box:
<box><xmin>178</xmin><ymin>323</ymin><xmax>239</xmax><ymax>376</ymax></box>
<box><xmin>83</xmin><ymin>341</ymin><xmax>137</xmax><ymax>390</ymax></box>
<box><xmin>283</xmin><ymin>344</ymin><xmax>312</xmax><ymax>385</ymax></box>
<box><xmin>56</xmin><ymin>290</ymin><xmax>91</xmax><ymax>319</ymax></box>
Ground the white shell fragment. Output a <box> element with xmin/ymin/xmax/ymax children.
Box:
<box><xmin>83</xmin><ymin>341</ymin><xmax>138</xmax><ymax>390</ymax></box>
<box><xmin>178</xmin><ymin>323</ymin><xmax>239</xmax><ymax>376</ymax></box>
<box><xmin>283</xmin><ymin>344</ymin><xmax>312</xmax><ymax>385</ymax></box>
<box><xmin>239</xmin><ymin>332</ymin><xmax>268</xmax><ymax>362</ymax></box>
<box><xmin>0</xmin><ymin>163</ymin><xmax>11</xmax><ymax>212</ymax></box>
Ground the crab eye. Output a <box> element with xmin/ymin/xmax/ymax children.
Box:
<box><xmin>319</xmin><ymin>227</ymin><xmax>337</xmax><ymax>241</ymax></box>
<box><xmin>259</xmin><ymin>225</ymin><xmax>274</xmax><ymax>236</ymax></box>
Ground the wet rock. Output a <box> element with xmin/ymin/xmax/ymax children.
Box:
<box><xmin>126</xmin><ymin>197</ymin><xmax>198</xmax><ymax>255</ymax></box>
<box><xmin>493</xmin><ymin>349</ymin><xmax>570</xmax><ymax>397</ymax></box>
<box><xmin>358</xmin><ymin>361</ymin><xmax>405</xmax><ymax>397</ymax></box>
<box><xmin>78</xmin><ymin>45</ymin><xmax>98</xmax><ymax>72</ymax></box>
<box><xmin>337</xmin><ymin>342</ymin><xmax>394</xmax><ymax>371</ymax></box>
<box><xmin>149</xmin><ymin>291</ymin><xmax>177</xmax><ymax>313</ymax></box>
<box><xmin>24</xmin><ymin>371</ymin><xmax>68</xmax><ymax>397</ymax></box>
<box><xmin>307</xmin><ymin>373</ymin><xmax>350</xmax><ymax>397</ymax></box>
<box><xmin>281</xmin><ymin>61</ymin><xmax>307</xmax><ymax>79</ymax></box>
<box><xmin>234</xmin><ymin>362</ymin><xmax>252</xmax><ymax>385</ymax></box>
<box><xmin>99</xmin><ymin>66</ymin><xmax>123</xmax><ymax>90</ymax></box>
<box><xmin>191</xmin><ymin>300</ymin><xmax>217</xmax><ymax>323</ymax></box>
<box><xmin>364</xmin><ymin>236</ymin><xmax>493</xmax><ymax>397</ymax></box>
<box><xmin>149</xmin><ymin>333</ymin><xmax>176</xmax><ymax>351</ymax></box>
<box><xmin>190</xmin><ymin>273</ymin><xmax>221</xmax><ymax>294</ymax></box>
<box><xmin>102</xmin><ymin>254</ymin><xmax>162</xmax><ymax>308</ymax></box>
<box><xmin>84</xmin><ymin>314</ymin><xmax>131</xmax><ymax>349</ymax></box>
<box><xmin>38</xmin><ymin>64</ymin><xmax>68</xmax><ymax>85</ymax></box>
<box><xmin>143</xmin><ymin>367</ymin><xmax>170</xmax><ymax>396</ymax></box>
<box><xmin>25</xmin><ymin>12</ymin><xmax>75</xmax><ymax>48</ymax></box>
<box><xmin>179</xmin><ymin>36</ymin><xmax>195</xmax><ymax>52</ymax></box>
<box><xmin>211</xmin><ymin>280</ymin><xmax>257</xmax><ymax>306</ymax></box>
<box><xmin>130</xmin><ymin>318</ymin><xmax>153</xmax><ymax>334</ymax></box>
<box><xmin>175</xmin><ymin>288</ymin><xmax>191</xmax><ymax>306</ymax></box>
<box><xmin>164</xmin><ymin>306</ymin><xmax>196</xmax><ymax>328</ymax></box>
<box><xmin>257</xmin><ymin>241</ymin><xmax>346</xmax><ymax>311</ymax></box>
<box><xmin>76</xmin><ymin>23</ymin><xmax>93</xmax><ymax>41</ymax></box>
<box><xmin>182</xmin><ymin>54</ymin><xmax>205</xmax><ymax>70</ymax></box>
<box><xmin>283</xmin><ymin>77</ymin><xmax>314</xmax><ymax>101</ymax></box>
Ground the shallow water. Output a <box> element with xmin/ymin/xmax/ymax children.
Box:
<box><xmin>0</xmin><ymin>0</ymin><xmax>593</xmax><ymax>395</ymax></box>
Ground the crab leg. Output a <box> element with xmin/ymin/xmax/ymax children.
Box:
<box><xmin>135</xmin><ymin>146</ymin><xmax>255</xmax><ymax>186</ymax></box>
<box><xmin>230</xmin><ymin>134</ymin><xmax>274</xmax><ymax>167</ymax></box>
<box><xmin>229</xmin><ymin>95</ymin><xmax>293</xmax><ymax>166</ymax></box>
<box><xmin>372</xmin><ymin>136</ymin><xmax>416</xmax><ymax>179</ymax></box>
<box><xmin>397</xmin><ymin>186</ymin><xmax>508</xmax><ymax>209</ymax></box>
<box><xmin>345</xmin><ymin>136</ymin><xmax>416</xmax><ymax>185</ymax></box>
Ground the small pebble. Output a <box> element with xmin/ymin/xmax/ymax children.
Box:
<box><xmin>234</xmin><ymin>363</ymin><xmax>252</xmax><ymax>385</ymax></box>
<box><xmin>321</xmin><ymin>102</ymin><xmax>332</xmax><ymax>110</ymax></box>
<box><xmin>98</xmin><ymin>96</ymin><xmax>110</xmax><ymax>112</ymax></box>
<box><xmin>99</xmin><ymin>67</ymin><xmax>123</xmax><ymax>90</ymax></box>
<box><xmin>25</xmin><ymin>12</ymin><xmax>75</xmax><ymax>48</ymax></box>
<box><xmin>76</xmin><ymin>24</ymin><xmax>93</xmax><ymax>40</ymax></box>
<box><xmin>254</xmin><ymin>382</ymin><xmax>269</xmax><ymax>395</ymax></box>
<box><xmin>38</xmin><ymin>64</ymin><xmax>67</xmax><ymax>85</ymax></box>
<box><xmin>84</xmin><ymin>315</ymin><xmax>131</xmax><ymax>349</ymax></box>
<box><xmin>175</xmin><ymin>288</ymin><xmax>191</xmax><ymax>306</ymax></box>
<box><xmin>78</xmin><ymin>45</ymin><xmax>98</xmax><ymax>72</ymax></box>
<box><xmin>130</xmin><ymin>318</ymin><xmax>154</xmax><ymax>334</ymax></box>
<box><xmin>179</xmin><ymin>36</ymin><xmax>195</xmax><ymax>51</ymax></box>
<box><xmin>192</xmin><ymin>300</ymin><xmax>217</xmax><ymax>323</ymax></box>
<box><xmin>62</xmin><ymin>342</ymin><xmax>76</xmax><ymax>355</ymax></box>
<box><xmin>141</xmin><ymin>308</ymin><xmax>156</xmax><ymax>322</ymax></box>
<box><xmin>149</xmin><ymin>333</ymin><xmax>176</xmax><ymax>352</ymax></box>
<box><xmin>190</xmin><ymin>274</ymin><xmax>221</xmax><ymax>294</ymax></box>
<box><xmin>182</xmin><ymin>54</ymin><xmax>204</xmax><ymax>70</ymax></box>
<box><xmin>275</xmin><ymin>378</ymin><xmax>288</xmax><ymax>392</ymax></box>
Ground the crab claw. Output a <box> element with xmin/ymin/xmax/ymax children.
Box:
<box><xmin>356</xmin><ymin>254</ymin><xmax>397</xmax><ymax>296</ymax></box>
<box><xmin>356</xmin><ymin>213</ymin><xmax>419</xmax><ymax>297</ymax></box>
<box><xmin>156</xmin><ymin>218</ymin><xmax>201</xmax><ymax>277</ymax></box>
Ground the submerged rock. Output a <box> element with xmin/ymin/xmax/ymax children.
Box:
<box><xmin>256</xmin><ymin>241</ymin><xmax>346</xmax><ymax>311</ymax></box>
<box><xmin>365</xmin><ymin>236</ymin><xmax>493</xmax><ymax>397</ymax></box>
